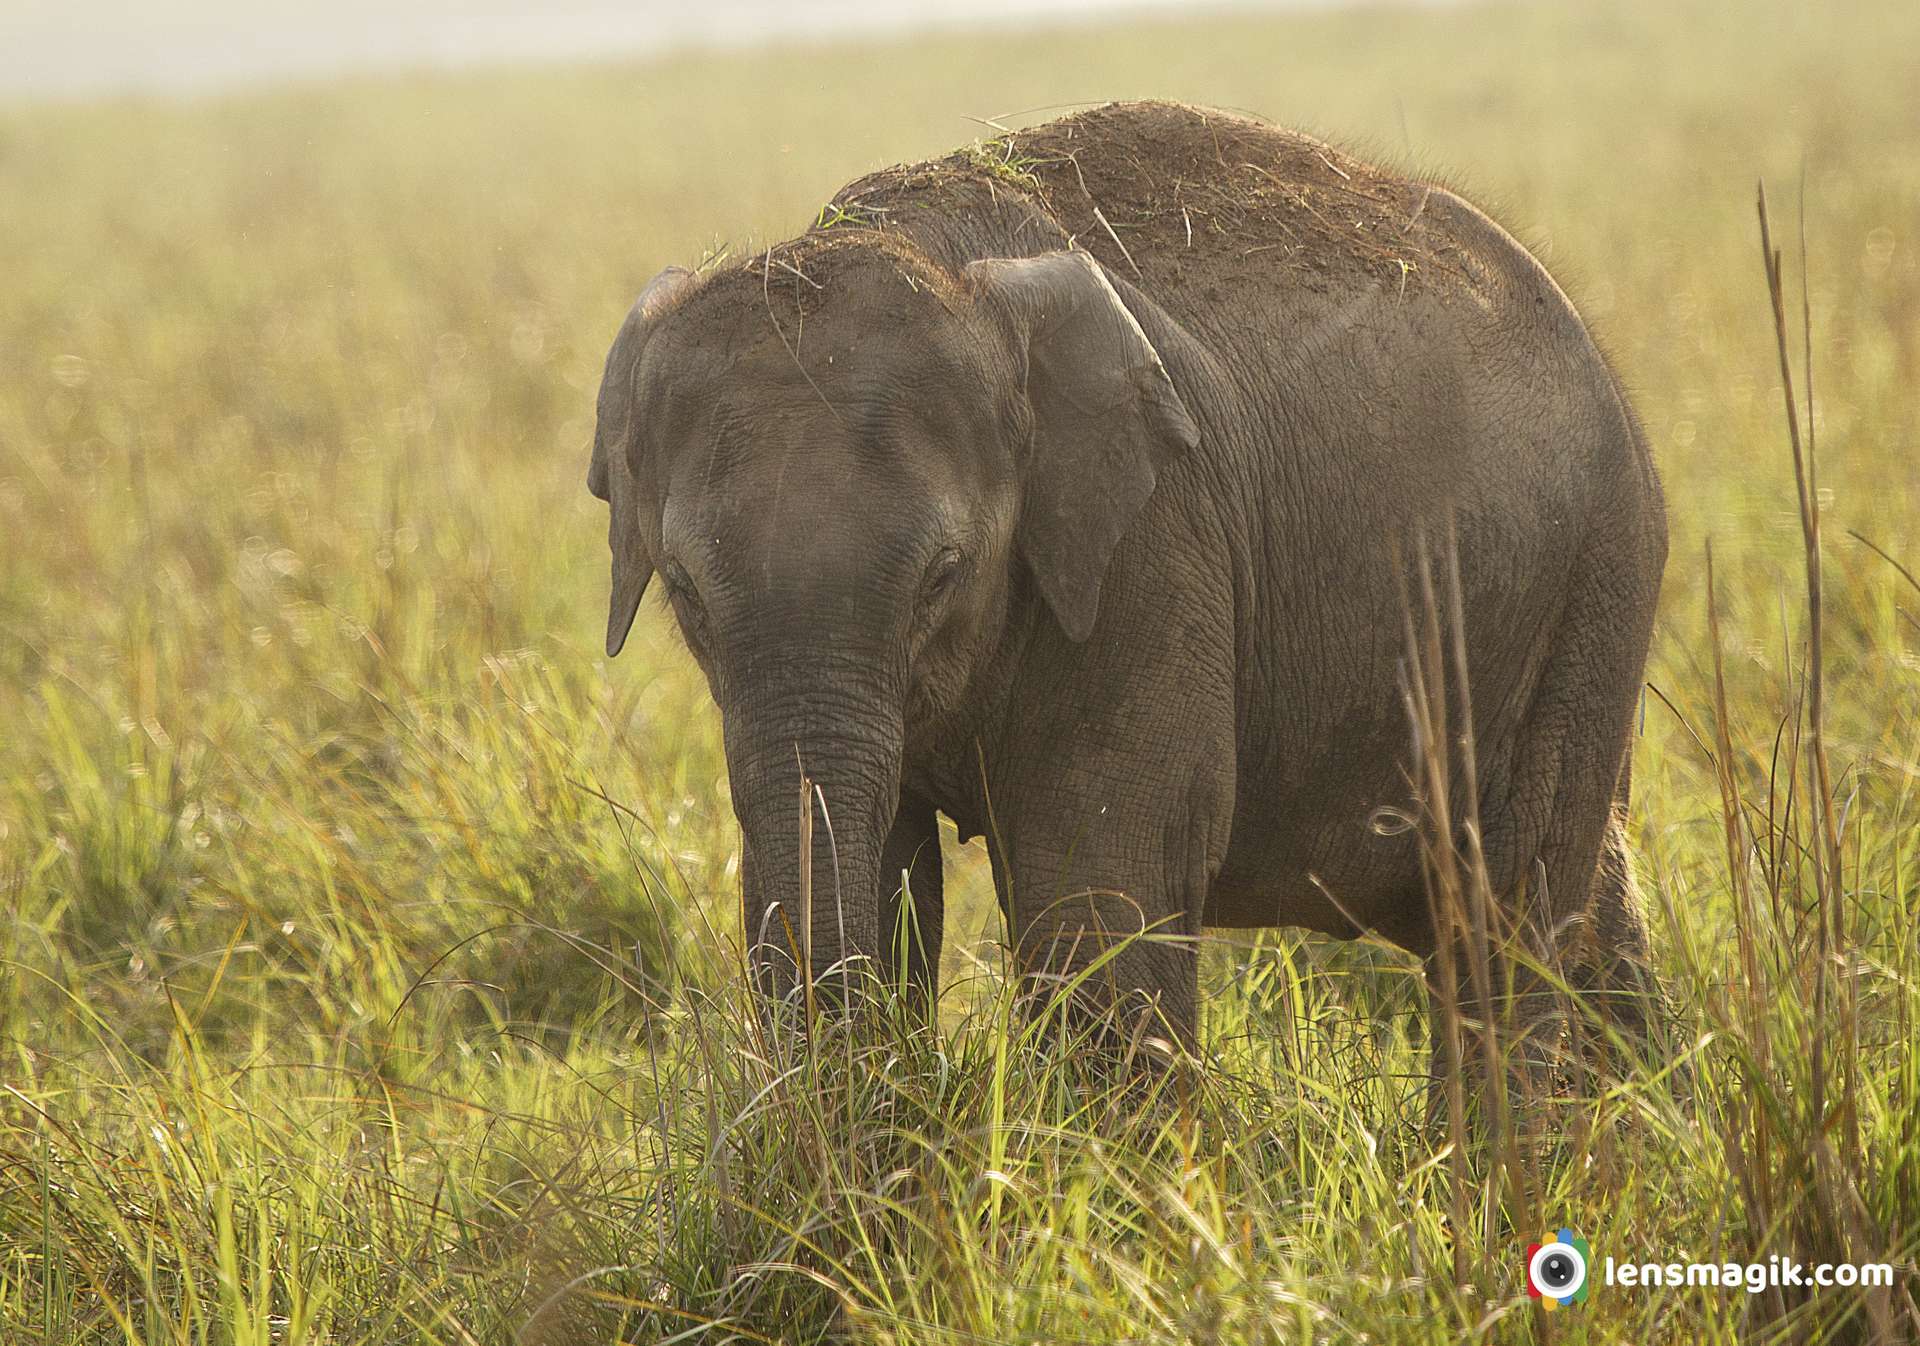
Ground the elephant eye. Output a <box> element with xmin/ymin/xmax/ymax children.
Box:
<box><xmin>920</xmin><ymin>549</ymin><xmax>965</xmax><ymax>605</ymax></box>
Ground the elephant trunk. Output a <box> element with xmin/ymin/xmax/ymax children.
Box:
<box><xmin>726</xmin><ymin>681</ymin><xmax>903</xmax><ymax>1004</ymax></box>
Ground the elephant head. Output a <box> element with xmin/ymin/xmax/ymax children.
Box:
<box><xmin>589</xmin><ymin>239</ymin><xmax>1198</xmax><ymax>1001</ymax></box>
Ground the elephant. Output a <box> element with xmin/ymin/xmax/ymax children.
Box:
<box><xmin>587</xmin><ymin>101</ymin><xmax>1667</xmax><ymax>1078</ymax></box>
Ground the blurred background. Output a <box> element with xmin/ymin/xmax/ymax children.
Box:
<box><xmin>8</xmin><ymin>0</ymin><xmax>1449</xmax><ymax>99</ymax></box>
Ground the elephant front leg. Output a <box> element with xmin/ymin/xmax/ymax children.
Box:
<box><xmin>880</xmin><ymin>794</ymin><xmax>945</xmax><ymax>1018</ymax></box>
<box><xmin>1015</xmin><ymin>878</ymin><xmax>1200</xmax><ymax>1060</ymax></box>
<box><xmin>994</xmin><ymin>786</ymin><xmax>1226</xmax><ymax>1062</ymax></box>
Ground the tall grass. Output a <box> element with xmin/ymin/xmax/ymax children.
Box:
<box><xmin>3</xmin><ymin>0</ymin><xmax>1919</xmax><ymax>1340</ymax></box>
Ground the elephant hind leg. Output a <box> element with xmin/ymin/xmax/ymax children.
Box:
<box><xmin>1564</xmin><ymin>770</ymin><xmax>1671</xmax><ymax>1079</ymax></box>
<box><xmin>1438</xmin><ymin>542</ymin><xmax>1661</xmax><ymax>1112</ymax></box>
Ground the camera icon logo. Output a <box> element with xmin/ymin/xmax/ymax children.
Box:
<box><xmin>1526</xmin><ymin>1228</ymin><xmax>1591</xmax><ymax>1310</ymax></box>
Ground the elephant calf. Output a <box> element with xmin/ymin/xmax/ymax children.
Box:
<box><xmin>588</xmin><ymin>102</ymin><xmax>1666</xmax><ymax>1075</ymax></box>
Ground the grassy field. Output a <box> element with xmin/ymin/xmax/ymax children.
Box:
<box><xmin>3</xmin><ymin>0</ymin><xmax>1918</xmax><ymax>1340</ymax></box>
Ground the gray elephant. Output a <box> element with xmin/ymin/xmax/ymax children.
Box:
<box><xmin>588</xmin><ymin>102</ymin><xmax>1666</xmax><ymax>1072</ymax></box>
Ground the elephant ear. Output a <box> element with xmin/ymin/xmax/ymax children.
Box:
<box><xmin>589</xmin><ymin>266</ymin><xmax>694</xmax><ymax>657</ymax></box>
<box><xmin>965</xmin><ymin>250</ymin><xmax>1199</xmax><ymax>642</ymax></box>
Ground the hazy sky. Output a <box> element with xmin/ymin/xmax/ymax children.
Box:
<box><xmin>2</xmin><ymin>0</ymin><xmax>1412</xmax><ymax>100</ymax></box>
